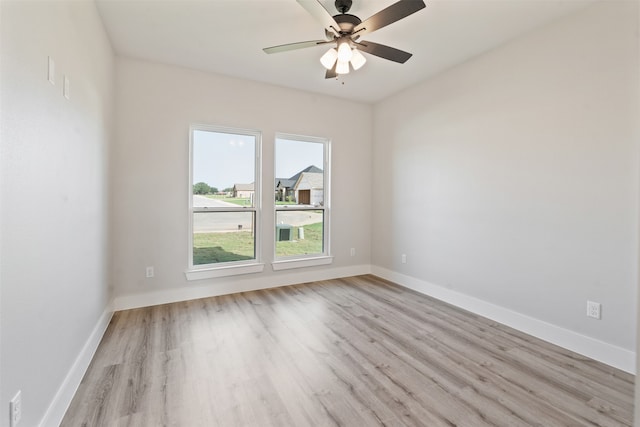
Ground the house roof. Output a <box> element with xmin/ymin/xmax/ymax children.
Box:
<box><xmin>275</xmin><ymin>165</ymin><xmax>323</xmax><ymax>189</ymax></box>
<box><xmin>287</xmin><ymin>165</ymin><xmax>322</xmax><ymax>185</ymax></box>
<box><xmin>233</xmin><ymin>183</ymin><xmax>254</xmax><ymax>191</ymax></box>
<box><xmin>294</xmin><ymin>172</ymin><xmax>323</xmax><ymax>190</ymax></box>
<box><xmin>275</xmin><ymin>179</ymin><xmax>296</xmax><ymax>189</ymax></box>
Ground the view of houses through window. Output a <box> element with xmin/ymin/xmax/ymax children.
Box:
<box><xmin>275</xmin><ymin>135</ymin><xmax>328</xmax><ymax>259</ymax></box>
<box><xmin>190</xmin><ymin>127</ymin><xmax>329</xmax><ymax>268</ymax></box>
<box><xmin>190</xmin><ymin>126</ymin><xmax>260</xmax><ymax>266</ymax></box>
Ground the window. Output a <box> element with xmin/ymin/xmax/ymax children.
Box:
<box><xmin>187</xmin><ymin>125</ymin><xmax>262</xmax><ymax>279</ymax></box>
<box><xmin>273</xmin><ymin>134</ymin><xmax>331</xmax><ymax>270</ymax></box>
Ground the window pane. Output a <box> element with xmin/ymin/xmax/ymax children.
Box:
<box><xmin>275</xmin><ymin>138</ymin><xmax>324</xmax><ymax>206</ymax></box>
<box><xmin>193</xmin><ymin>212</ymin><xmax>255</xmax><ymax>265</ymax></box>
<box><xmin>275</xmin><ymin>210</ymin><xmax>323</xmax><ymax>257</ymax></box>
<box><xmin>193</xmin><ymin>130</ymin><xmax>255</xmax><ymax>207</ymax></box>
<box><xmin>190</xmin><ymin>126</ymin><xmax>260</xmax><ymax>268</ymax></box>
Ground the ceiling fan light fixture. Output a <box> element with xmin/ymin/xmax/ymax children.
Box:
<box><xmin>350</xmin><ymin>49</ymin><xmax>366</xmax><ymax>70</ymax></box>
<box><xmin>337</xmin><ymin>41</ymin><xmax>353</xmax><ymax>62</ymax></box>
<box><xmin>262</xmin><ymin>0</ymin><xmax>427</xmax><ymax>79</ymax></box>
<box><xmin>320</xmin><ymin>48</ymin><xmax>338</xmax><ymax>70</ymax></box>
<box><xmin>336</xmin><ymin>60</ymin><xmax>350</xmax><ymax>75</ymax></box>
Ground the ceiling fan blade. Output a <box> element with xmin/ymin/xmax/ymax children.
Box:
<box><xmin>354</xmin><ymin>40</ymin><xmax>412</xmax><ymax>63</ymax></box>
<box><xmin>325</xmin><ymin>62</ymin><xmax>338</xmax><ymax>79</ymax></box>
<box><xmin>353</xmin><ymin>0</ymin><xmax>426</xmax><ymax>37</ymax></box>
<box><xmin>263</xmin><ymin>40</ymin><xmax>332</xmax><ymax>54</ymax></box>
<box><xmin>297</xmin><ymin>0</ymin><xmax>341</xmax><ymax>37</ymax></box>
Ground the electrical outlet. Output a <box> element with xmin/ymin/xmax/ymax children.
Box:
<box><xmin>587</xmin><ymin>301</ymin><xmax>601</xmax><ymax>319</ymax></box>
<box><xmin>146</xmin><ymin>266</ymin><xmax>154</xmax><ymax>278</ymax></box>
<box><xmin>401</xmin><ymin>254</ymin><xmax>407</xmax><ymax>264</ymax></box>
<box><xmin>10</xmin><ymin>390</ymin><xmax>22</xmax><ymax>427</ymax></box>
<box><xmin>350</xmin><ymin>248</ymin><xmax>356</xmax><ymax>257</ymax></box>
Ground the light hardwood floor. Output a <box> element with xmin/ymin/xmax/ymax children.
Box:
<box><xmin>61</xmin><ymin>275</ymin><xmax>634</xmax><ymax>426</ymax></box>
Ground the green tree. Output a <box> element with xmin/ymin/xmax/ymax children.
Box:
<box><xmin>210</xmin><ymin>187</ymin><xmax>219</xmax><ymax>194</ymax></box>
<box><xmin>193</xmin><ymin>182</ymin><xmax>212</xmax><ymax>195</ymax></box>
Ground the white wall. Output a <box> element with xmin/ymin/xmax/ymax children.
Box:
<box><xmin>0</xmin><ymin>1</ymin><xmax>635</xmax><ymax>424</ymax></box>
<box><xmin>635</xmin><ymin>0</ymin><xmax>640</xmax><ymax>421</ymax></box>
<box><xmin>0</xmin><ymin>1</ymin><xmax>114</xmax><ymax>426</ymax></box>
<box><xmin>372</xmin><ymin>1</ymin><xmax>639</xmax><ymax>370</ymax></box>
<box><xmin>111</xmin><ymin>58</ymin><xmax>372</xmax><ymax>308</ymax></box>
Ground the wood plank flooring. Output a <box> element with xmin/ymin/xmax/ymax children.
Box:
<box><xmin>61</xmin><ymin>275</ymin><xmax>634</xmax><ymax>426</ymax></box>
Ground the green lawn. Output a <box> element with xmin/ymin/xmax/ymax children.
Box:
<box><xmin>193</xmin><ymin>222</ymin><xmax>323</xmax><ymax>264</ymax></box>
<box><xmin>193</xmin><ymin>231</ymin><xmax>254</xmax><ymax>264</ymax></box>
<box><xmin>276</xmin><ymin>222</ymin><xmax>323</xmax><ymax>257</ymax></box>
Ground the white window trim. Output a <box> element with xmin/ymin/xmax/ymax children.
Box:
<box><xmin>272</xmin><ymin>133</ymin><xmax>331</xmax><ymax>269</ymax></box>
<box><xmin>185</xmin><ymin>124</ymin><xmax>262</xmax><ymax>280</ymax></box>
<box><xmin>185</xmin><ymin>263</ymin><xmax>265</xmax><ymax>280</ymax></box>
<box><xmin>272</xmin><ymin>256</ymin><xmax>333</xmax><ymax>271</ymax></box>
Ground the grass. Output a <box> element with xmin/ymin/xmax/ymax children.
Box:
<box><xmin>276</xmin><ymin>222</ymin><xmax>323</xmax><ymax>257</ymax></box>
<box><xmin>193</xmin><ymin>231</ymin><xmax>254</xmax><ymax>264</ymax></box>
<box><xmin>193</xmin><ymin>222</ymin><xmax>323</xmax><ymax>264</ymax></box>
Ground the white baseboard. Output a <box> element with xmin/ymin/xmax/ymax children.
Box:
<box><xmin>114</xmin><ymin>264</ymin><xmax>372</xmax><ymax>311</ymax></box>
<box><xmin>36</xmin><ymin>265</ymin><xmax>633</xmax><ymax>427</ymax></box>
<box><xmin>371</xmin><ymin>266</ymin><xmax>635</xmax><ymax>374</ymax></box>
<box><xmin>109</xmin><ymin>264</ymin><xmax>635</xmax><ymax>374</ymax></box>
<box><xmin>38</xmin><ymin>305</ymin><xmax>114</xmax><ymax>427</ymax></box>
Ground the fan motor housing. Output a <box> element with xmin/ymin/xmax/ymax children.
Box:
<box><xmin>325</xmin><ymin>13</ymin><xmax>362</xmax><ymax>39</ymax></box>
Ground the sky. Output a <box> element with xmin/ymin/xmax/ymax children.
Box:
<box><xmin>193</xmin><ymin>130</ymin><xmax>324</xmax><ymax>190</ymax></box>
<box><xmin>275</xmin><ymin>137</ymin><xmax>324</xmax><ymax>178</ymax></box>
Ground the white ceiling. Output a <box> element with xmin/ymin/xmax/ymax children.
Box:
<box><xmin>96</xmin><ymin>0</ymin><xmax>594</xmax><ymax>104</ymax></box>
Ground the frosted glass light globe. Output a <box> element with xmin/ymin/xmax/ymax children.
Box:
<box><xmin>337</xmin><ymin>42</ymin><xmax>353</xmax><ymax>63</ymax></box>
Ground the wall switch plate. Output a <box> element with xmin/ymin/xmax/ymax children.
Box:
<box><xmin>587</xmin><ymin>301</ymin><xmax>601</xmax><ymax>319</ymax></box>
<box><xmin>48</xmin><ymin>56</ymin><xmax>55</xmax><ymax>85</ymax></box>
<box><xmin>146</xmin><ymin>266</ymin><xmax>154</xmax><ymax>278</ymax></box>
<box><xmin>10</xmin><ymin>390</ymin><xmax>22</xmax><ymax>427</ymax></box>
<box><xmin>401</xmin><ymin>254</ymin><xmax>407</xmax><ymax>264</ymax></box>
<box><xmin>63</xmin><ymin>75</ymin><xmax>70</xmax><ymax>99</ymax></box>
<box><xmin>350</xmin><ymin>248</ymin><xmax>355</xmax><ymax>256</ymax></box>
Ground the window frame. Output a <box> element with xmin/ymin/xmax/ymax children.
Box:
<box><xmin>272</xmin><ymin>133</ymin><xmax>332</xmax><ymax>270</ymax></box>
<box><xmin>185</xmin><ymin>124</ymin><xmax>263</xmax><ymax>280</ymax></box>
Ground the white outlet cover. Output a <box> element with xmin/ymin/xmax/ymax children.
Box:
<box><xmin>587</xmin><ymin>301</ymin><xmax>601</xmax><ymax>319</ymax></box>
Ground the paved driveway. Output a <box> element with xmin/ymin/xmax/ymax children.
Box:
<box><xmin>276</xmin><ymin>210</ymin><xmax>323</xmax><ymax>227</ymax></box>
<box><xmin>192</xmin><ymin>196</ymin><xmax>322</xmax><ymax>233</ymax></box>
<box><xmin>193</xmin><ymin>195</ymin><xmax>239</xmax><ymax>208</ymax></box>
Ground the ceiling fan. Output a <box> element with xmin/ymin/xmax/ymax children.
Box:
<box><xmin>263</xmin><ymin>0</ymin><xmax>426</xmax><ymax>79</ymax></box>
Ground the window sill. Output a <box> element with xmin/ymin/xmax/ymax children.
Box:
<box><xmin>271</xmin><ymin>256</ymin><xmax>333</xmax><ymax>271</ymax></box>
<box><xmin>185</xmin><ymin>263</ymin><xmax>264</xmax><ymax>281</ymax></box>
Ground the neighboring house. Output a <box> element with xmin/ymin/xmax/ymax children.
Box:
<box><xmin>275</xmin><ymin>165</ymin><xmax>323</xmax><ymax>203</ymax></box>
<box><xmin>293</xmin><ymin>172</ymin><xmax>324</xmax><ymax>206</ymax></box>
<box><xmin>275</xmin><ymin>178</ymin><xmax>296</xmax><ymax>201</ymax></box>
<box><xmin>233</xmin><ymin>182</ymin><xmax>254</xmax><ymax>198</ymax></box>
